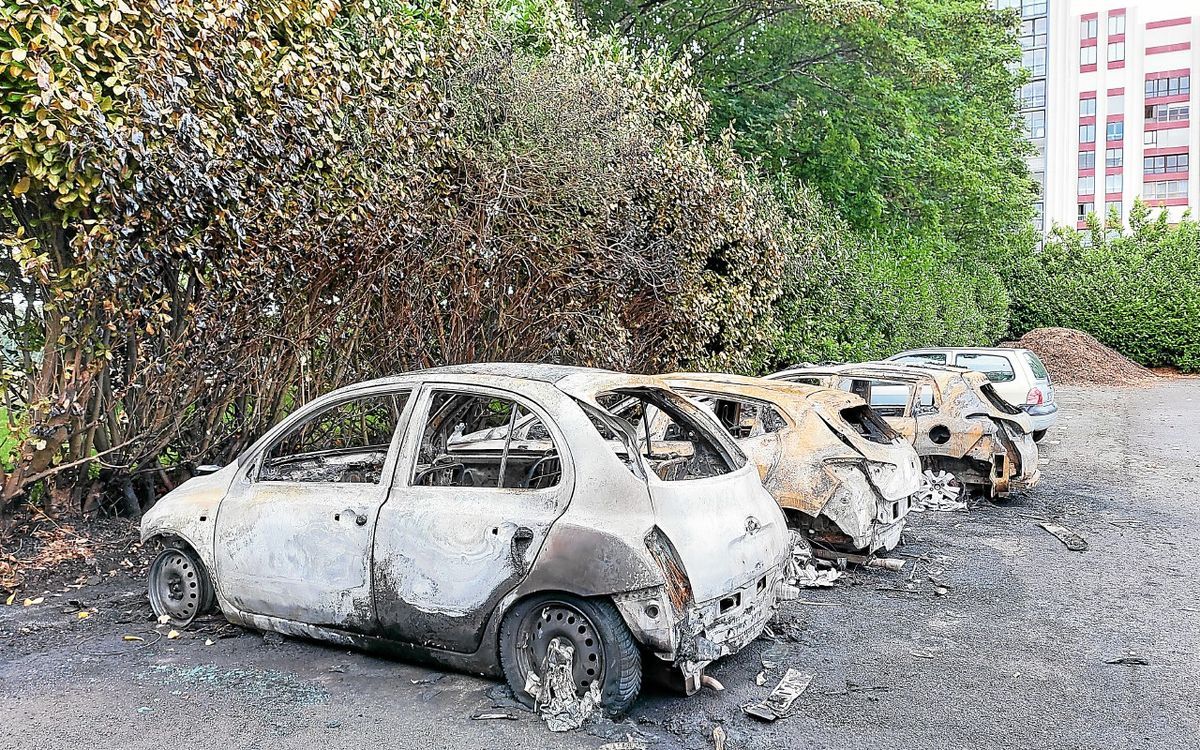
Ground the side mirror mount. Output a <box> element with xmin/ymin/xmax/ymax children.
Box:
<box><xmin>194</xmin><ymin>464</ymin><xmax>222</xmax><ymax>476</ymax></box>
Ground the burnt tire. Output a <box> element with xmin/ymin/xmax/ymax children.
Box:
<box><xmin>1033</xmin><ymin>429</ymin><xmax>1048</xmax><ymax>442</ymax></box>
<box><xmin>500</xmin><ymin>593</ymin><xmax>642</xmax><ymax>718</ymax></box>
<box><xmin>148</xmin><ymin>545</ymin><xmax>215</xmax><ymax>627</ymax></box>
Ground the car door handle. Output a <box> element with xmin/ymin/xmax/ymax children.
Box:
<box><xmin>510</xmin><ymin>527</ymin><xmax>535</xmax><ymax>575</ymax></box>
<box><xmin>334</xmin><ymin>509</ymin><xmax>369</xmax><ymax>526</ymax></box>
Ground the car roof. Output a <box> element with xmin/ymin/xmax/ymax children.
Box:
<box><xmin>773</xmin><ymin>361</ymin><xmax>971</xmax><ymax>385</ymax></box>
<box><xmin>893</xmin><ymin>347</ymin><xmax>1032</xmax><ymax>357</ymax></box>
<box><xmin>663</xmin><ymin>372</ymin><xmax>860</xmax><ymax>413</ymax></box>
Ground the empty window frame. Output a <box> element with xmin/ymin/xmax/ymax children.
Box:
<box><xmin>412</xmin><ymin>391</ymin><xmax>562</xmax><ymax>489</ymax></box>
<box><xmin>260</xmin><ymin>392</ymin><xmax>409</xmax><ymax>483</ymax></box>
<box><xmin>600</xmin><ymin>388</ymin><xmax>742</xmax><ymax>481</ymax></box>
<box><xmin>841</xmin><ymin>379</ymin><xmax>917</xmax><ymax>418</ymax></box>
<box><xmin>682</xmin><ymin>393</ymin><xmax>788</xmax><ymax>440</ymax></box>
<box><xmin>1145</xmin><ymin>75</ymin><xmax>1191</xmax><ymax>99</ymax></box>
<box><xmin>1144</xmin><ymin>154</ymin><xmax>1189</xmax><ymax>174</ymax></box>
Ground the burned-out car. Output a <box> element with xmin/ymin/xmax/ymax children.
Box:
<box><xmin>661</xmin><ymin>373</ymin><xmax>921</xmax><ymax>553</ymax></box>
<box><xmin>140</xmin><ymin>364</ymin><xmax>789</xmax><ymax>716</ymax></box>
<box><xmin>767</xmin><ymin>362</ymin><xmax>1040</xmax><ymax>506</ymax></box>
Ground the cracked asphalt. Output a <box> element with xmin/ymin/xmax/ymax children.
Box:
<box><xmin>2</xmin><ymin>381</ymin><xmax>1198</xmax><ymax>749</ymax></box>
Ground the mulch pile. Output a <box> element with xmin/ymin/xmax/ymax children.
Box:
<box><xmin>1</xmin><ymin>515</ymin><xmax>147</xmax><ymax>598</ymax></box>
<box><xmin>1003</xmin><ymin>327</ymin><xmax>1159</xmax><ymax>386</ymax></box>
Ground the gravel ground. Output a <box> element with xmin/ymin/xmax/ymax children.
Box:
<box><xmin>3</xmin><ymin>382</ymin><xmax>1198</xmax><ymax>749</ymax></box>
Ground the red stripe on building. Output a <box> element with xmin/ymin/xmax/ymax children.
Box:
<box><xmin>1143</xmin><ymin>172</ymin><xmax>1189</xmax><ymax>182</ymax></box>
<box><xmin>1147</xmin><ymin>42</ymin><xmax>1191</xmax><ymax>55</ymax></box>
<box><xmin>1145</xmin><ymin>120</ymin><xmax>1190</xmax><ymax>131</ymax></box>
<box><xmin>1146</xmin><ymin>17</ymin><xmax>1191</xmax><ymax>30</ymax></box>
<box><xmin>1146</xmin><ymin>68</ymin><xmax>1191</xmax><ymax>79</ymax></box>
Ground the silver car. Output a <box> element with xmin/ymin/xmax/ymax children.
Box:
<box><xmin>140</xmin><ymin>364</ymin><xmax>789</xmax><ymax>716</ymax></box>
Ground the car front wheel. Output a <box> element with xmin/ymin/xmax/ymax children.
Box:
<box><xmin>500</xmin><ymin>593</ymin><xmax>642</xmax><ymax>718</ymax></box>
<box><xmin>148</xmin><ymin>545</ymin><xmax>215</xmax><ymax>627</ymax></box>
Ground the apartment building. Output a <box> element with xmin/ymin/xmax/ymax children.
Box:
<box><xmin>1003</xmin><ymin>0</ymin><xmax>1198</xmax><ymax>231</ymax></box>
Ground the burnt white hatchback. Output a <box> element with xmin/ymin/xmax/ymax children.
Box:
<box><xmin>140</xmin><ymin>364</ymin><xmax>789</xmax><ymax>716</ymax></box>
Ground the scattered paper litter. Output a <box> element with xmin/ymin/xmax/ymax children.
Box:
<box><xmin>742</xmin><ymin>668</ymin><xmax>814</xmax><ymax>722</ymax></box>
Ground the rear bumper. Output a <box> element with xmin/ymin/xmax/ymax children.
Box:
<box><xmin>1021</xmin><ymin>402</ymin><xmax>1058</xmax><ymax>432</ymax></box>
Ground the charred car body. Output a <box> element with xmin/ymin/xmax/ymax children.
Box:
<box><xmin>767</xmin><ymin>362</ymin><xmax>1040</xmax><ymax>505</ymax></box>
<box><xmin>140</xmin><ymin>364</ymin><xmax>789</xmax><ymax>716</ymax></box>
<box><xmin>660</xmin><ymin>373</ymin><xmax>921</xmax><ymax>553</ymax></box>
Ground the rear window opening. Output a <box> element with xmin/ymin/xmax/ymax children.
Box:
<box><xmin>839</xmin><ymin>405</ymin><xmax>899</xmax><ymax>444</ymax></box>
<box><xmin>597</xmin><ymin>388</ymin><xmax>743</xmax><ymax>481</ymax></box>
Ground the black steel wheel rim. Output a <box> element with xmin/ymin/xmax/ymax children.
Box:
<box><xmin>515</xmin><ymin>601</ymin><xmax>604</xmax><ymax>695</ymax></box>
<box><xmin>149</xmin><ymin>550</ymin><xmax>201</xmax><ymax>624</ymax></box>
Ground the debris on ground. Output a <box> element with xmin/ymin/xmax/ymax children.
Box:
<box><xmin>1004</xmin><ymin>328</ymin><xmax>1158</xmax><ymax>386</ymax></box>
<box><xmin>700</xmin><ymin>674</ymin><xmax>724</xmax><ymax>692</ymax></box>
<box><xmin>1105</xmin><ymin>656</ymin><xmax>1150</xmax><ymax>666</ymax></box>
<box><xmin>1039</xmin><ymin>522</ymin><xmax>1088</xmax><ymax>551</ymax></box>
<box><xmin>0</xmin><ymin>515</ymin><xmax>147</xmax><ymax>595</ymax></box>
<box><xmin>470</xmin><ymin>711</ymin><xmax>519</xmax><ymax>720</ymax></box>
<box><xmin>712</xmin><ymin>724</ymin><xmax>727</xmax><ymax>750</ymax></box>
<box><xmin>812</xmin><ymin>548</ymin><xmax>906</xmax><ymax>571</ymax></box>
<box><xmin>776</xmin><ymin>532</ymin><xmax>841</xmax><ymax>600</ymax></box>
<box><xmin>598</xmin><ymin>737</ymin><xmax>647</xmax><ymax>750</ymax></box>
<box><xmin>526</xmin><ymin>639</ymin><xmax>603</xmax><ymax>732</ymax></box>
<box><xmin>742</xmin><ymin>668</ymin><xmax>814</xmax><ymax>722</ymax></box>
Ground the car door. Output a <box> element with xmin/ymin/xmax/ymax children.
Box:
<box><xmin>371</xmin><ymin>384</ymin><xmax>573</xmax><ymax>653</ymax></box>
<box><xmin>836</xmin><ymin>376</ymin><xmax>918</xmax><ymax>440</ymax></box>
<box><xmin>213</xmin><ymin>388</ymin><xmax>414</xmax><ymax>631</ymax></box>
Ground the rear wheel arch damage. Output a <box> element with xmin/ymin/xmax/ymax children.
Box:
<box><xmin>147</xmin><ymin>535</ymin><xmax>217</xmax><ymax>627</ymax></box>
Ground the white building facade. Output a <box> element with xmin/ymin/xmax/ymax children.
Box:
<box><xmin>1004</xmin><ymin>0</ymin><xmax>1198</xmax><ymax>231</ymax></box>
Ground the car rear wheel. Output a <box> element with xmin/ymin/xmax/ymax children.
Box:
<box><xmin>148</xmin><ymin>545</ymin><xmax>215</xmax><ymax>627</ymax></box>
<box><xmin>1033</xmin><ymin>429</ymin><xmax>1048</xmax><ymax>442</ymax></box>
<box><xmin>500</xmin><ymin>593</ymin><xmax>641</xmax><ymax>718</ymax></box>
<box><xmin>914</xmin><ymin>468</ymin><xmax>966</xmax><ymax>510</ymax></box>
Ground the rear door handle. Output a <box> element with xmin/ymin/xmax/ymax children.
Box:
<box><xmin>510</xmin><ymin>526</ymin><xmax>535</xmax><ymax>575</ymax></box>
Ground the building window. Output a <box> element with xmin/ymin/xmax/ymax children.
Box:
<box><xmin>1108</xmin><ymin>14</ymin><xmax>1125</xmax><ymax>36</ymax></box>
<box><xmin>1078</xmin><ymin>175</ymin><xmax>1095</xmax><ymax>195</ymax></box>
<box><xmin>1107</xmin><ymin>93</ymin><xmax>1124</xmax><ymax>113</ymax></box>
<box><xmin>1105</xmin><ymin>173</ymin><xmax>1123</xmax><ymax>194</ymax></box>
<box><xmin>1107</xmin><ymin>41</ymin><xmax>1125</xmax><ymax>63</ymax></box>
<box><xmin>995</xmin><ymin>0</ymin><xmax>1020</xmax><ymax>9</ymax></box>
<box><xmin>1080</xmin><ymin>46</ymin><xmax>1098</xmax><ymax>66</ymax></box>
<box><xmin>1144</xmin><ymin>154</ymin><xmax>1190</xmax><ymax>174</ymax></box>
<box><xmin>1106</xmin><ymin>148</ymin><xmax>1123</xmax><ymax>168</ymax></box>
<box><xmin>1024</xmin><ymin>110</ymin><xmax>1046</xmax><ymax>139</ymax></box>
<box><xmin>1022</xmin><ymin>48</ymin><xmax>1047</xmax><ymax>75</ymax></box>
<box><xmin>1078</xmin><ymin>201</ymin><xmax>1094</xmax><ymax>220</ymax></box>
<box><xmin>1106</xmin><ymin>121</ymin><xmax>1124</xmax><ymax>141</ymax></box>
<box><xmin>1079</xmin><ymin>150</ymin><xmax>1096</xmax><ymax>169</ymax></box>
<box><xmin>1142</xmin><ymin>180</ymin><xmax>1189</xmax><ymax>200</ymax></box>
<box><xmin>1079</xmin><ymin>123</ymin><xmax>1096</xmax><ymax>143</ymax></box>
<box><xmin>1145</xmin><ymin>128</ymin><xmax>1191</xmax><ymax>149</ymax></box>
<box><xmin>1020</xmin><ymin>80</ymin><xmax>1046</xmax><ymax>108</ymax></box>
<box><xmin>1081</xmin><ymin>17</ymin><xmax>1098</xmax><ymax>40</ymax></box>
<box><xmin>1022</xmin><ymin>0</ymin><xmax>1047</xmax><ymax>18</ymax></box>
<box><xmin>1146</xmin><ymin>75</ymin><xmax>1191</xmax><ymax>99</ymax></box>
<box><xmin>1034</xmin><ymin>201</ymin><xmax>1045</xmax><ymax>231</ymax></box>
<box><xmin>1106</xmin><ymin>201</ymin><xmax>1123</xmax><ymax>219</ymax></box>
<box><xmin>1079</xmin><ymin>97</ymin><xmax>1097</xmax><ymax>116</ymax></box>
<box><xmin>1145</xmin><ymin>103</ymin><xmax>1190</xmax><ymax>123</ymax></box>
<box><xmin>1020</xmin><ymin>17</ymin><xmax>1048</xmax><ymax>48</ymax></box>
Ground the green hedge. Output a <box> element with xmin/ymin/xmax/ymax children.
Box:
<box><xmin>1007</xmin><ymin>204</ymin><xmax>1200</xmax><ymax>371</ymax></box>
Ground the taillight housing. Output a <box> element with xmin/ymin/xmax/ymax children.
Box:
<box><xmin>1026</xmin><ymin>387</ymin><xmax>1044</xmax><ymax>406</ymax></box>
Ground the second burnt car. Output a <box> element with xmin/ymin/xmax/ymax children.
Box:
<box><xmin>661</xmin><ymin>373</ymin><xmax>921</xmax><ymax>553</ymax></box>
<box><xmin>140</xmin><ymin>365</ymin><xmax>790</xmax><ymax>717</ymax></box>
<box><xmin>767</xmin><ymin>362</ymin><xmax>1040</xmax><ymax>507</ymax></box>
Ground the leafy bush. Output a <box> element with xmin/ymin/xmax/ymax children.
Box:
<box><xmin>0</xmin><ymin>0</ymin><xmax>804</xmax><ymax>513</ymax></box>
<box><xmin>1008</xmin><ymin>203</ymin><xmax>1200</xmax><ymax>371</ymax></box>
